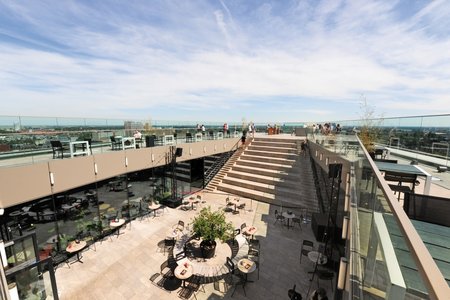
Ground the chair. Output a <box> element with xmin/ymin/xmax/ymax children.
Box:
<box><xmin>237</xmin><ymin>203</ymin><xmax>246</xmax><ymax>212</ymax></box>
<box><xmin>163</xmin><ymin>237</ymin><xmax>175</xmax><ymax>255</ymax></box>
<box><xmin>50</xmin><ymin>140</ymin><xmax>68</xmax><ymax>159</ymax></box>
<box><xmin>288</xmin><ymin>284</ymin><xmax>302</xmax><ymax>300</ymax></box>
<box><xmin>224</xmin><ymin>257</ymin><xmax>246</xmax><ymax>297</ymax></box>
<box><xmin>300</xmin><ymin>240</ymin><xmax>314</xmax><ymax>264</ymax></box>
<box><xmin>274</xmin><ymin>209</ymin><xmax>285</xmax><ymax>225</ymax></box>
<box><xmin>316</xmin><ymin>269</ymin><xmax>334</xmax><ymax>291</ymax></box>
<box><xmin>186</xmin><ymin>133</ymin><xmax>193</xmax><ymax>143</ymax></box>
<box><xmin>292</xmin><ymin>216</ymin><xmax>302</xmax><ymax>230</ymax></box>
<box><xmin>174</xmin><ymin>220</ymin><xmax>185</xmax><ymax>232</ymax></box>
<box><xmin>248</xmin><ymin>239</ymin><xmax>260</xmax><ymax>251</ymax></box>
<box><xmin>178</xmin><ymin>275</ymin><xmax>205</xmax><ymax>300</ymax></box>
<box><xmin>160</xmin><ymin>260</ymin><xmax>174</xmax><ymax>278</ymax></box>
<box><xmin>110</xmin><ymin>136</ymin><xmax>121</xmax><ymax>150</ymax></box>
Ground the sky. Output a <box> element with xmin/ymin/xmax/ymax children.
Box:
<box><xmin>1</xmin><ymin>0</ymin><xmax>450</xmax><ymax>123</ymax></box>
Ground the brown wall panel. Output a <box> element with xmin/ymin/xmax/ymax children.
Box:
<box><xmin>94</xmin><ymin>151</ymin><xmax>127</xmax><ymax>182</ymax></box>
<box><xmin>0</xmin><ymin>138</ymin><xmax>240</xmax><ymax>208</ymax></box>
<box><xmin>49</xmin><ymin>156</ymin><xmax>96</xmax><ymax>194</ymax></box>
<box><xmin>0</xmin><ymin>162</ymin><xmax>52</xmax><ymax>208</ymax></box>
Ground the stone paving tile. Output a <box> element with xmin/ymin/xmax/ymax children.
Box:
<box><xmin>56</xmin><ymin>191</ymin><xmax>334</xmax><ymax>300</ymax></box>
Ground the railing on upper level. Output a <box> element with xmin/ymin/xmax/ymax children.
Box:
<box><xmin>314</xmin><ymin>134</ymin><xmax>450</xmax><ymax>299</ymax></box>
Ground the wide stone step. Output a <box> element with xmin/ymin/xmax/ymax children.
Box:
<box><xmin>253</xmin><ymin>137</ymin><xmax>300</xmax><ymax>144</ymax></box>
<box><xmin>227</xmin><ymin>170</ymin><xmax>301</xmax><ymax>188</ymax></box>
<box><xmin>217</xmin><ymin>183</ymin><xmax>275</xmax><ymax>203</ymax></box>
<box><xmin>221</xmin><ymin>177</ymin><xmax>302</xmax><ymax>199</ymax></box>
<box><xmin>231</xmin><ymin>165</ymin><xmax>288</xmax><ymax>178</ymax></box>
<box><xmin>244</xmin><ymin>149</ymin><xmax>298</xmax><ymax>159</ymax></box>
<box><xmin>235</xmin><ymin>160</ymin><xmax>294</xmax><ymax>172</ymax></box>
<box><xmin>240</xmin><ymin>155</ymin><xmax>295</xmax><ymax>166</ymax></box>
<box><xmin>247</xmin><ymin>143</ymin><xmax>297</xmax><ymax>154</ymax></box>
<box><xmin>251</xmin><ymin>141</ymin><xmax>297</xmax><ymax>148</ymax></box>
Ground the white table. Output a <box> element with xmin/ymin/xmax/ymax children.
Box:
<box><xmin>69</xmin><ymin>141</ymin><xmax>90</xmax><ymax>158</ymax></box>
<box><xmin>66</xmin><ymin>240</ymin><xmax>87</xmax><ymax>264</ymax></box>
<box><xmin>121</xmin><ymin>137</ymin><xmax>136</xmax><ymax>149</ymax></box>
<box><xmin>282</xmin><ymin>212</ymin><xmax>296</xmax><ymax>229</ymax></box>
<box><xmin>174</xmin><ymin>263</ymin><xmax>194</xmax><ymax>287</ymax></box>
<box><xmin>110</xmin><ymin>218</ymin><xmax>126</xmax><ymax>237</ymax></box>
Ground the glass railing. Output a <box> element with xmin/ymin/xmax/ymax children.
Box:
<box><xmin>335</xmin><ymin>136</ymin><xmax>449</xmax><ymax>299</ymax></box>
<box><xmin>328</xmin><ymin>113</ymin><xmax>450</xmax><ymax>167</ymax></box>
<box><xmin>0</xmin><ymin>115</ymin><xmax>246</xmax><ymax>168</ymax></box>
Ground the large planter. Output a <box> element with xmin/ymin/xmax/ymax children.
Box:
<box><xmin>200</xmin><ymin>240</ymin><xmax>217</xmax><ymax>259</ymax></box>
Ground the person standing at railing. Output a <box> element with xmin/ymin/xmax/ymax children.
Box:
<box><xmin>201</xmin><ymin>124</ymin><xmax>206</xmax><ymax>136</ymax></box>
<box><xmin>223</xmin><ymin>123</ymin><xmax>228</xmax><ymax>137</ymax></box>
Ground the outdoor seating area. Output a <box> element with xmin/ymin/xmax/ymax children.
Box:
<box><xmin>55</xmin><ymin>191</ymin><xmax>334</xmax><ymax>299</ymax></box>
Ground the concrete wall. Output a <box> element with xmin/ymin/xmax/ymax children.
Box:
<box><xmin>0</xmin><ymin>138</ymin><xmax>240</xmax><ymax>208</ymax></box>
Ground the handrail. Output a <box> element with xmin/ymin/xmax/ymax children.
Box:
<box><xmin>358</xmin><ymin>136</ymin><xmax>449</xmax><ymax>299</ymax></box>
<box><xmin>204</xmin><ymin>139</ymin><xmax>241</xmax><ymax>186</ymax></box>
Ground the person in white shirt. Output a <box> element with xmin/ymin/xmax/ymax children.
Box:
<box><xmin>133</xmin><ymin>130</ymin><xmax>142</xmax><ymax>139</ymax></box>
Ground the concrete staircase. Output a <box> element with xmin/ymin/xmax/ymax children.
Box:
<box><xmin>212</xmin><ymin>136</ymin><xmax>319</xmax><ymax>210</ymax></box>
<box><xmin>204</xmin><ymin>146</ymin><xmax>246</xmax><ymax>192</ymax></box>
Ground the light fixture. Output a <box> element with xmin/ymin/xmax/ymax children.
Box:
<box><xmin>189</xmin><ymin>148</ymin><xmax>192</xmax><ymax>155</ymax></box>
<box><xmin>344</xmin><ymin>193</ymin><xmax>350</xmax><ymax>212</ymax></box>
<box><xmin>214</xmin><ymin>145</ymin><xmax>217</xmax><ymax>151</ymax></box>
<box><xmin>337</xmin><ymin>257</ymin><xmax>348</xmax><ymax>290</ymax></box>
<box><xmin>203</xmin><ymin>146</ymin><xmax>206</xmax><ymax>153</ymax></box>
<box><xmin>0</xmin><ymin>240</ymin><xmax>8</xmax><ymax>268</ymax></box>
<box><xmin>151</xmin><ymin>154</ymin><xmax>154</xmax><ymax>161</ymax></box>
<box><xmin>319</xmin><ymin>153</ymin><xmax>323</xmax><ymax>160</ymax></box>
<box><xmin>49</xmin><ymin>172</ymin><xmax>55</xmax><ymax>185</ymax></box>
<box><xmin>0</xmin><ymin>208</ymin><xmax>4</xmax><ymax>216</ymax></box>
<box><xmin>94</xmin><ymin>163</ymin><xmax>98</xmax><ymax>175</ymax></box>
<box><xmin>342</xmin><ymin>216</ymin><xmax>350</xmax><ymax>240</ymax></box>
<box><xmin>325</xmin><ymin>157</ymin><xmax>329</xmax><ymax>165</ymax></box>
<box><xmin>125</xmin><ymin>157</ymin><xmax>128</xmax><ymax>167</ymax></box>
<box><xmin>8</xmin><ymin>282</ymin><xmax>19</xmax><ymax>300</ymax></box>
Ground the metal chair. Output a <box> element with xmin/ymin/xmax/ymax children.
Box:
<box><xmin>316</xmin><ymin>269</ymin><xmax>334</xmax><ymax>291</ymax></box>
<box><xmin>300</xmin><ymin>240</ymin><xmax>314</xmax><ymax>264</ymax></box>
<box><xmin>50</xmin><ymin>140</ymin><xmax>68</xmax><ymax>159</ymax></box>
<box><xmin>274</xmin><ymin>209</ymin><xmax>285</xmax><ymax>225</ymax></box>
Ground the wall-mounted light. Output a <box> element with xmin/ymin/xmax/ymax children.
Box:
<box><xmin>214</xmin><ymin>145</ymin><xmax>217</xmax><ymax>151</ymax></box>
<box><xmin>342</xmin><ymin>216</ymin><xmax>350</xmax><ymax>240</ymax></box>
<box><xmin>0</xmin><ymin>240</ymin><xmax>8</xmax><ymax>268</ymax></box>
<box><xmin>319</xmin><ymin>153</ymin><xmax>323</xmax><ymax>161</ymax></box>
<box><xmin>224</xmin><ymin>143</ymin><xmax>227</xmax><ymax>149</ymax></box>
<box><xmin>49</xmin><ymin>172</ymin><xmax>55</xmax><ymax>186</ymax></box>
<box><xmin>344</xmin><ymin>193</ymin><xmax>350</xmax><ymax>212</ymax></box>
<box><xmin>151</xmin><ymin>154</ymin><xmax>155</xmax><ymax>162</ymax></box>
<box><xmin>189</xmin><ymin>148</ymin><xmax>192</xmax><ymax>155</ymax></box>
<box><xmin>8</xmin><ymin>282</ymin><xmax>19</xmax><ymax>300</ymax></box>
<box><xmin>337</xmin><ymin>257</ymin><xmax>348</xmax><ymax>290</ymax></box>
<box><xmin>325</xmin><ymin>157</ymin><xmax>329</xmax><ymax>165</ymax></box>
<box><xmin>94</xmin><ymin>163</ymin><xmax>98</xmax><ymax>175</ymax></box>
<box><xmin>203</xmin><ymin>146</ymin><xmax>206</xmax><ymax>153</ymax></box>
<box><xmin>125</xmin><ymin>157</ymin><xmax>128</xmax><ymax>167</ymax></box>
<box><xmin>315</xmin><ymin>150</ymin><xmax>318</xmax><ymax>157</ymax></box>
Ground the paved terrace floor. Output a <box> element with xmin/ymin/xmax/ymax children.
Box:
<box><xmin>56</xmin><ymin>191</ymin><xmax>333</xmax><ymax>300</ymax></box>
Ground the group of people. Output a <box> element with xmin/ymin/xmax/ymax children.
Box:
<box><xmin>312</xmin><ymin>123</ymin><xmax>342</xmax><ymax>135</ymax></box>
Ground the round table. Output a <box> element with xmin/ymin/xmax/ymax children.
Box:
<box><xmin>186</xmin><ymin>198</ymin><xmax>198</xmax><ymax>210</ymax></box>
<box><xmin>243</xmin><ymin>226</ymin><xmax>257</xmax><ymax>239</ymax></box>
<box><xmin>282</xmin><ymin>212</ymin><xmax>296</xmax><ymax>228</ymax></box>
<box><xmin>99</xmin><ymin>203</ymin><xmax>111</xmax><ymax>210</ymax></box>
<box><xmin>307</xmin><ymin>251</ymin><xmax>327</xmax><ymax>265</ymax></box>
<box><xmin>167</xmin><ymin>228</ymin><xmax>183</xmax><ymax>240</ymax></box>
<box><xmin>238</xmin><ymin>258</ymin><xmax>257</xmax><ymax>284</ymax></box>
<box><xmin>66</xmin><ymin>240</ymin><xmax>87</xmax><ymax>264</ymax></box>
<box><xmin>110</xmin><ymin>218</ymin><xmax>126</xmax><ymax>236</ymax></box>
<box><xmin>148</xmin><ymin>203</ymin><xmax>161</xmax><ymax>218</ymax></box>
<box><xmin>174</xmin><ymin>263</ymin><xmax>194</xmax><ymax>287</ymax></box>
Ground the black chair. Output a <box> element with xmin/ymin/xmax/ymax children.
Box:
<box><xmin>316</xmin><ymin>269</ymin><xmax>334</xmax><ymax>291</ymax></box>
<box><xmin>50</xmin><ymin>140</ymin><xmax>68</xmax><ymax>159</ymax></box>
<box><xmin>300</xmin><ymin>240</ymin><xmax>314</xmax><ymax>264</ymax></box>
<box><xmin>186</xmin><ymin>132</ymin><xmax>193</xmax><ymax>143</ymax></box>
<box><xmin>288</xmin><ymin>284</ymin><xmax>302</xmax><ymax>300</ymax></box>
<box><xmin>224</xmin><ymin>257</ymin><xmax>246</xmax><ymax>297</ymax></box>
<box><xmin>110</xmin><ymin>136</ymin><xmax>121</xmax><ymax>150</ymax></box>
<box><xmin>292</xmin><ymin>216</ymin><xmax>302</xmax><ymax>230</ymax></box>
<box><xmin>174</xmin><ymin>220</ymin><xmax>184</xmax><ymax>232</ymax></box>
<box><xmin>163</xmin><ymin>237</ymin><xmax>175</xmax><ymax>255</ymax></box>
<box><xmin>274</xmin><ymin>209</ymin><xmax>285</xmax><ymax>225</ymax></box>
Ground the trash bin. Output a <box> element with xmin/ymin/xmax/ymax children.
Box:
<box><xmin>145</xmin><ymin>135</ymin><xmax>156</xmax><ymax>147</ymax></box>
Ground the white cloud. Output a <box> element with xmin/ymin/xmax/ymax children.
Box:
<box><xmin>0</xmin><ymin>0</ymin><xmax>450</xmax><ymax>122</ymax></box>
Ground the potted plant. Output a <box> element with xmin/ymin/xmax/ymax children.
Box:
<box><xmin>192</xmin><ymin>206</ymin><xmax>234</xmax><ymax>258</ymax></box>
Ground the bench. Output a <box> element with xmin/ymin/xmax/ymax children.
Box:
<box><xmin>437</xmin><ymin>166</ymin><xmax>447</xmax><ymax>173</ymax></box>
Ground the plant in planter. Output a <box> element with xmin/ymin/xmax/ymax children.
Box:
<box><xmin>192</xmin><ymin>206</ymin><xmax>234</xmax><ymax>258</ymax></box>
<box><xmin>358</xmin><ymin>97</ymin><xmax>383</xmax><ymax>157</ymax></box>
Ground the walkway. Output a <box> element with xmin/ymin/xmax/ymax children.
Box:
<box><xmin>56</xmin><ymin>191</ymin><xmax>332</xmax><ymax>300</ymax></box>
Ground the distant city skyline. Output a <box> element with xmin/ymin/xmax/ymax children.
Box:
<box><xmin>1</xmin><ymin>0</ymin><xmax>450</xmax><ymax>122</ymax></box>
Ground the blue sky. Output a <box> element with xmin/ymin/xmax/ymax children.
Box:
<box><xmin>1</xmin><ymin>0</ymin><xmax>450</xmax><ymax>123</ymax></box>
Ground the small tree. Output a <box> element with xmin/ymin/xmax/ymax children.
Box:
<box><xmin>192</xmin><ymin>206</ymin><xmax>234</xmax><ymax>242</ymax></box>
<box><xmin>359</xmin><ymin>95</ymin><xmax>383</xmax><ymax>153</ymax></box>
